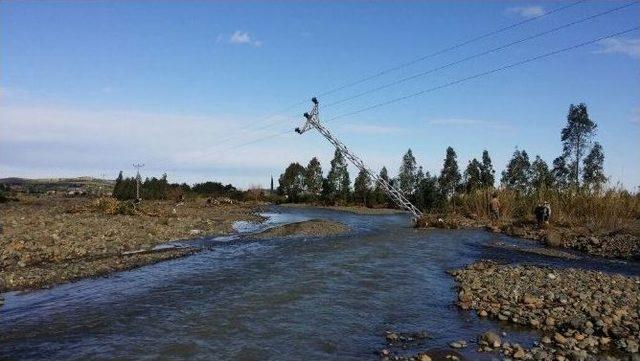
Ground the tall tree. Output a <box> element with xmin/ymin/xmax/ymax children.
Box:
<box><xmin>480</xmin><ymin>150</ymin><xmax>495</xmax><ymax>188</ymax></box>
<box><xmin>438</xmin><ymin>146</ymin><xmax>461</xmax><ymax>198</ymax></box>
<box><xmin>373</xmin><ymin>166</ymin><xmax>390</xmax><ymax>206</ymax></box>
<box><xmin>582</xmin><ymin>142</ymin><xmax>607</xmax><ymax>193</ymax></box>
<box><xmin>501</xmin><ymin>148</ymin><xmax>531</xmax><ymax>193</ymax></box>
<box><xmin>552</xmin><ymin>156</ymin><xmax>571</xmax><ymax>189</ymax></box>
<box><xmin>326</xmin><ymin>149</ymin><xmax>350</xmax><ymax>203</ymax></box>
<box><xmin>530</xmin><ymin>155</ymin><xmax>553</xmax><ymax>190</ymax></box>
<box><xmin>353</xmin><ymin>169</ymin><xmax>372</xmax><ymax>206</ymax></box>
<box><xmin>415</xmin><ymin>172</ymin><xmax>442</xmax><ymax>211</ymax></box>
<box><xmin>398</xmin><ymin>149</ymin><xmax>417</xmax><ymax>196</ymax></box>
<box><xmin>304</xmin><ymin>157</ymin><xmax>323</xmax><ymax>195</ymax></box>
<box><xmin>278</xmin><ymin>162</ymin><xmax>306</xmax><ymax>202</ymax></box>
<box><xmin>463</xmin><ymin>159</ymin><xmax>483</xmax><ymax>192</ymax></box>
<box><xmin>561</xmin><ymin>103</ymin><xmax>597</xmax><ymax>187</ymax></box>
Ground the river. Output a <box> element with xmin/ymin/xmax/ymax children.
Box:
<box><xmin>1</xmin><ymin>206</ymin><xmax>638</xmax><ymax>360</ymax></box>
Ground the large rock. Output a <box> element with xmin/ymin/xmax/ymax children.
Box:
<box><xmin>480</xmin><ymin>331</ymin><xmax>501</xmax><ymax>348</ymax></box>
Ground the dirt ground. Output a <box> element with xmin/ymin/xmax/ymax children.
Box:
<box><xmin>0</xmin><ymin>196</ymin><xmax>263</xmax><ymax>292</ymax></box>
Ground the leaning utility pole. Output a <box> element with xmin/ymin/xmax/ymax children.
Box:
<box><xmin>133</xmin><ymin>163</ymin><xmax>145</xmax><ymax>200</ymax></box>
<box><xmin>295</xmin><ymin>98</ymin><xmax>423</xmax><ymax>219</ymax></box>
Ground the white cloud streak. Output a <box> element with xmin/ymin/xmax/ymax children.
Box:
<box><xmin>221</xmin><ymin>31</ymin><xmax>263</xmax><ymax>47</ymax></box>
<box><xmin>595</xmin><ymin>38</ymin><xmax>640</xmax><ymax>59</ymax></box>
<box><xmin>504</xmin><ymin>5</ymin><xmax>545</xmax><ymax>18</ymax></box>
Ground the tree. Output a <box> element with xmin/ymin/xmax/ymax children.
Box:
<box><xmin>582</xmin><ymin>142</ymin><xmax>607</xmax><ymax>193</ymax></box>
<box><xmin>415</xmin><ymin>172</ymin><xmax>443</xmax><ymax>211</ymax></box>
<box><xmin>501</xmin><ymin>149</ymin><xmax>531</xmax><ymax>193</ymax></box>
<box><xmin>373</xmin><ymin>166</ymin><xmax>390</xmax><ymax>206</ymax></box>
<box><xmin>326</xmin><ymin>149</ymin><xmax>350</xmax><ymax>203</ymax></box>
<box><xmin>113</xmin><ymin>171</ymin><xmax>124</xmax><ymax>198</ymax></box>
<box><xmin>463</xmin><ymin>159</ymin><xmax>483</xmax><ymax>192</ymax></box>
<box><xmin>438</xmin><ymin>146</ymin><xmax>461</xmax><ymax>198</ymax></box>
<box><xmin>304</xmin><ymin>157</ymin><xmax>323</xmax><ymax>195</ymax></box>
<box><xmin>278</xmin><ymin>162</ymin><xmax>306</xmax><ymax>202</ymax></box>
<box><xmin>552</xmin><ymin>156</ymin><xmax>571</xmax><ymax>189</ymax></box>
<box><xmin>398</xmin><ymin>149</ymin><xmax>417</xmax><ymax>196</ymax></box>
<box><xmin>353</xmin><ymin>169</ymin><xmax>372</xmax><ymax>206</ymax></box>
<box><xmin>480</xmin><ymin>150</ymin><xmax>495</xmax><ymax>188</ymax></box>
<box><xmin>561</xmin><ymin>103</ymin><xmax>597</xmax><ymax>187</ymax></box>
<box><xmin>530</xmin><ymin>155</ymin><xmax>553</xmax><ymax>190</ymax></box>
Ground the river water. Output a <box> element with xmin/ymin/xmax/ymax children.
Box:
<box><xmin>1</xmin><ymin>206</ymin><xmax>638</xmax><ymax>360</ymax></box>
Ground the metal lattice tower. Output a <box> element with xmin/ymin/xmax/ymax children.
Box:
<box><xmin>296</xmin><ymin>98</ymin><xmax>423</xmax><ymax>219</ymax></box>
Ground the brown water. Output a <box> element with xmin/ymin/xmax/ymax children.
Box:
<box><xmin>1</xmin><ymin>206</ymin><xmax>638</xmax><ymax>360</ymax></box>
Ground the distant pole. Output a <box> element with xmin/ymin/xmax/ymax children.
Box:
<box><xmin>133</xmin><ymin>163</ymin><xmax>145</xmax><ymax>199</ymax></box>
<box><xmin>270</xmin><ymin>174</ymin><xmax>274</xmax><ymax>193</ymax></box>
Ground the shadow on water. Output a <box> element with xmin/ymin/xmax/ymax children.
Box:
<box><xmin>1</xmin><ymin>205</ymin><xmax>638</xmax><ymax>360</ymax></box>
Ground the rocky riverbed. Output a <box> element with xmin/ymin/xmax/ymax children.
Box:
<box><xmin>250</xmin><ymin>219</ymin><xmax>348</xmax><ymax>238</ymax></box>
<box><xmin>451</xmin><ymin>261</ymin><xmax>640</xmax><ymax>360</ymax></box>
<box><xmin>0</xmin><ymin>196</ymin><xmax>262</xmax><ymax>292</ymax></box>
<box><xmin>497</xmin><ymin>223</ymin><xmax>640</xmax><ymax>260</ymax></box>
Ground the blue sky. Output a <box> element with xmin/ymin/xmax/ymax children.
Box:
<box><xmin>1</xmin><ymin>1</ymin><xmax>639</xmax><ymax>189</ymax></box>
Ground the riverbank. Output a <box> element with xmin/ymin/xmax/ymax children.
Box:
<box><xmin>0</xmin><ymin>196</ymin><xmax>262</xmax><ymax>292</ymax></box>
<box><xmin>250</xmin><ymin>219</ymin><xmax>348</xmax><ymax>238</ymax></box>
<box><xmin>451</xmin><ymin>261</ymin><xmax>640</xmax><ymax>360</ymax></box>
<box><xmin>416</xmin><ymin>212</ymin><xmax>639</xmax><ymax>260</ymax></box>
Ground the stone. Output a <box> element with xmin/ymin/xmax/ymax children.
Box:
<box><xmin>513</xmin><ymin>348</ymin><xmax>526</xmax><ymax>359</ymax></box>
<box><xmin>480</xmin><ymin>331</ymin><xmax>501</xmax><ymax>348</ymax></box>
<box><xmin>626</xmin><ymin>339</ymin><xmax>639</xmax><ymax>353</ymax></box>
<box><xmin>449</xmin><ymin>340</ymin><xmax>466</xmax><ymax>349</ymax></box>
<box><xmin>417</xmin><ymin>354</ymin><xmax>432</xmax><ymax>361</ymax></box>
<box><xmin>554</xmin><ymin>333</ymin><xmax>567</xmax><ymax>345</ymax></box>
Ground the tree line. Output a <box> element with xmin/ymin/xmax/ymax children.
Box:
<box><xmin>112</xmin><ymin>172</ymin><xmax>242</xmax><ymax>201</ymax></box>
<box><xmin>277</xmin><ymin>103</ymin><xmax>608</xmax><ymax>210</ymax></box>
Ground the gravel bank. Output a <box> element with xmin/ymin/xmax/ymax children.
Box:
<box><xmin>0</xmin><ymin>196</ymin><xmax>262</xmax><ymax>292</ymax></box>
<box><xmin>250</xmin><ymin>219</ymin><xmax>348</xmax><ymax>238</ymax></box>
<box><xmin>451</xmin><ymin>261</ymin><xmax>640</xmax><ymax>360</ymax></box>
<box><xmin>281</xmin><ymin>203</ymin><xmax>405</xmax><ymax>215</ymax></box>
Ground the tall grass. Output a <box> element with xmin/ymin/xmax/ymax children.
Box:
<box><xmin>454</xmin><ymin>187</ymin><xmax>640</xmax><ymax>233</ymax></box>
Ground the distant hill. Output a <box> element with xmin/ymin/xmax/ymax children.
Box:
<box><xmin>0</xmin><ymin>177</ymin><xmax>114</xmax><ymax>194</ymax></box>
<box><xmin>0</xmin><ymin>177</ymin><xmax>114</xmax><ymax>185</ymax></box>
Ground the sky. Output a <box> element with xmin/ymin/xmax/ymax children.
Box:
<box><xmin>1</xmin><ymin>1</ymin><xmax>639</xmax><ymax>190</ymax></box>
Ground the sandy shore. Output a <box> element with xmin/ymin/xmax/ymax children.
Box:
<box><xmin>0</xmin><ymin>196</ymin><xmax>262</xmax><ymax>292</ymax></box>
<box><xmin>451</xmin><ymin>261</ymin><xmax>640</xmax><ymax>360</ymax></box>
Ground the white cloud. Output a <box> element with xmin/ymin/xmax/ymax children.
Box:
<box><xmin>594</xmin><ymin>38</ymin><xmax>640</xmax><ymax>59</ymax></box>
<box><xmin>223</xmin><ymin>30</ymin><xmax>263</xmax><ymax>47</ymax></box>
<box><xmin>505</xmin><ymin>5</ymin><xmax>545</xmax><ymax>18</ymax></box>
<box><xmin>0</xmin><ymin>104</ymin><xmax>326</xmax><ymax>187</ymax></box>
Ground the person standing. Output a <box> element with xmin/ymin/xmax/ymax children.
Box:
<box><xmin>490</xmin><ymin>192</ymin><xmax>500</xmax><ymax>222</ymax></box>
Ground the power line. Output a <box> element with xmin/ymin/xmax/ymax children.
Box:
<box><xmin>206</xmin><ymin>0</ymin><xmax>588</xmax><ymax>148</ymax></box>
<box><xmin>326</xmin><ymin>26</ymin><xmax>639</xmax><ymax>123</ymax></box>
<box><xmin>215</xmin><ymin>26</ymin><xmax>639</xmax><ymax>153</ymax></box>
<box><xmin>316</xmin><ymin>0</ymin><xmax>588</xmax><ymax>98</ymax></box>
<box><xmin>323</xmin><ymin>2</ymin><xmax>638</xmax><ymax>109</ymax></box>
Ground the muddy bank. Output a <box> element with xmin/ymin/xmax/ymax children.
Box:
<box><xmin>451</xmin><ymin>261</ymin><xmax>640</xmax><ymax>360</ymax></box>
<box><xmin>0</xmin><ymin>196</ymin><xmax>262</xmax><ymax>292</ymax></box>
<box><xmin>250</xmin><ymin>219</ymin><xmax>348</xmax><ymax>238</ymax></box>
<box><xmin>281</xmin><ymin>203</ymin><xmax>405</xmax><ymax>215</ymax></box>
